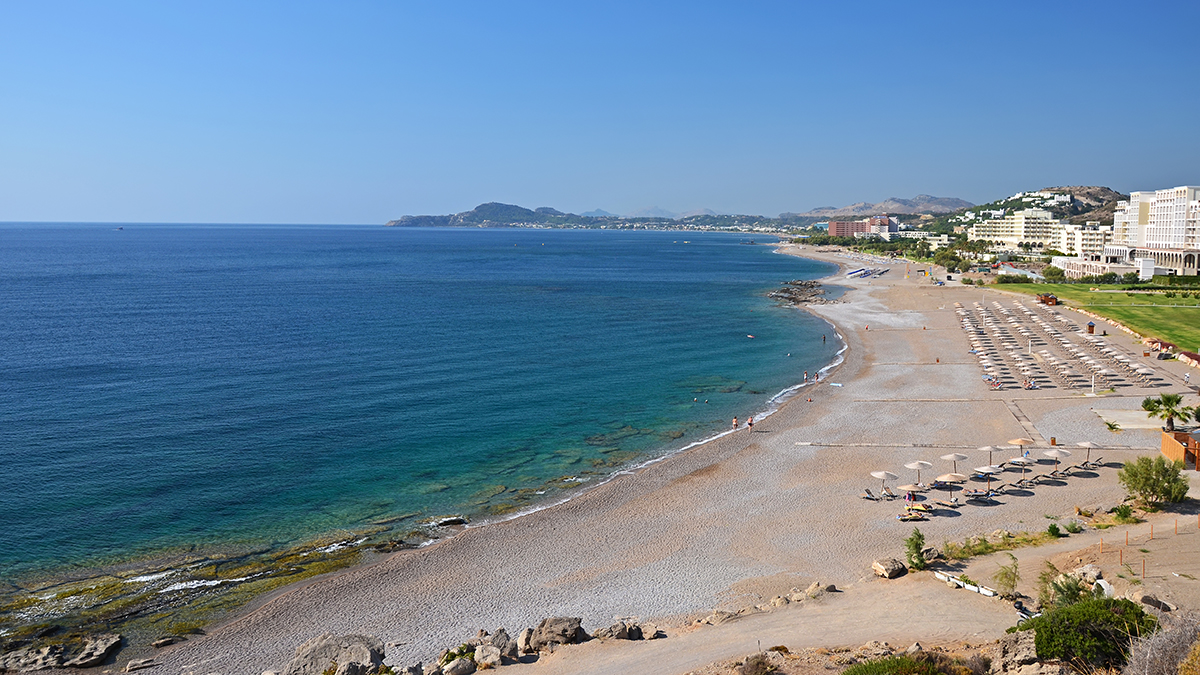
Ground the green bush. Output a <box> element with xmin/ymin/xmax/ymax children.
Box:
<box><xmin>905</xmin><ymin>527</ymin><xmax>927</xmax><ymax>571</ymax></box>
<box><xmin>992</xmin><ymin>553</ymin><xmax>1020</xmax><ymax>596</ymax></box>
<box><xmin>1064</xmin><ymin>521</ymin><xmax>1082</xmax><ymax>534</ymax></box>
<box><xmin>1047</xmin><ymin>523</ymin><xmax>1063</xmax><ymax>538</ymax></box>
<box><xmin>842</xmin><ymin>655</ymin><xmax>942</xmax><ymax>675</ymax></box>
<box><xmin>1118</xmin><ymin>456</ymin><xmax>1190</xmax><ymax>506</ymax></box>
<box><xmin>1016</xmin><ymin>598</ymin><xmax>1157</xmax><ymax>668</ymax></box>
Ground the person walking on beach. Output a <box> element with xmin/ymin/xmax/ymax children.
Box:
<box><xmin>804</xmin><ymin>370</ymin><xmax>808</xmax><ymax>382</ymax></box>
<box><xmin>1186</xmin><ymin>373</ymin><xmax>1191</xmax><ymax>386</ymax></box>
<box><xmin>747</xmin><ymin>416</ymin><xmax>754</xmax><ymax>433</ymax></box>
<box><xmin>732</xmin><ymin>416</ymin><xmax>738</xmax><ymax>431</ymax></box>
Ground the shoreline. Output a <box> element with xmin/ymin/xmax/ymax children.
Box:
<box><xmin>34</xmin><ymin>242</ymin><xmax>1194</xmax><ymax>674</ymax></box>
<box><xmin>1</xmin><ymin>233</ymin><xmax>846</xmax><ymax>657</ymax></box>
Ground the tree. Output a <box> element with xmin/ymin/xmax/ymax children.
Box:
<box><xmin>1043</xmin><ymin>266</ymin><xmax>1066</xmax><ymax>282</ymax></box>
<box><xmin>1122</xmin><ymin>272</ymin><xmax>1141</xmax><ymax>284</ymax></box>
<box><xmin>1018</xmin><ymin>598</ymin><xmax>1158</xmax><ymax>668</ymax></box>
<box><xmin>905</xmin><ymin>527</ymin><xmax>927</xmax><ymax>571</ymax></box>
<box><xmin>1117</xmin><ymin>456</ymin><xmax>1190</xmax><ymax>506</ymax></box>
<box><xmin>1141</xmin><ymin>393</ymin><xmax>1191</xmax><ymax>431</ymax></box>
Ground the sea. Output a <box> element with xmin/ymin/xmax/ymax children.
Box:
<box><xmin>0</xmin><ymin>224</ymin><xmax>839</xmax><ymax>638</ymax></box>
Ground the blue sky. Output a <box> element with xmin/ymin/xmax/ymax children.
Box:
<box><xmin>2</xmin><ymin>1</ymin><xmax>1198</xmax><ymax>223</ymax></box>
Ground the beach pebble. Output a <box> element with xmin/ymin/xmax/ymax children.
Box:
<box><xmin>151</xmin><ymin>636</ymin><xmax>183</xmax><ymax>649</ymax></box>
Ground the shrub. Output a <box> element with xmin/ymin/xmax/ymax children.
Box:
<box><xmin>1181</xmin><ymin>638</ymin><xmax>1200</xmax><ymax>675</ymax></box>
<box><xmin>993</xmin><ymin>553</ymin><xmax>1020</xmax><ymax>596</ymax></box>
<box><xmin>1114</xmin><ymin>504</ymin><xmax>1138</xmax><ymax>524</ymax></box>
<box><xmin>1047</xmin><ymin>523</ymin><xmax>1063</xmax><ymax>538</ymax></box>
<box><xmin>843</xmin><ymin>652</ymin><xmax>989</xmax><ymax>675</ymax></box>
<box><xmin>741</xmin><ymin>653</ymin><xmax>775</xmax><ymax>675</ymax></box>
<box><xmin>1118</xmin><ymin>456</ymin><xmax>1190</xmax><ymax>506</ymax></box>
<box><xmin>905</xmin><ymin>527</ymin><xmax>927</xmax><ymax>571</ymax></box>
<box><xmin>1122</xmin><ymin>612</ymin><xmax>1200</xmax><ymax>675</ymax></box>
<box><xmin>440</xmin><ymin>644</ymin><xmax>476</xmax><ymax>666</ymax></box>
<box><xmin>1065</xmin><ymin>521</ymin><xmax>1083</xmax><ymax>534</ymax></box>
<box><xmin>1037</xmin><ymin>562</ymin><xmax>1061</xmax><ymax>607</ymax></box>
<box><xmin>842</xmin><ymin>655</ymin><xmax>942</xmax><ymax>675</ymax></box>
<box><xmin>1018</xmin><ymin>598</ymin><xmax>1157</xmax><ymax>668</ymax></box>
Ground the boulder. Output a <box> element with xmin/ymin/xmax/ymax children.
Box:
<box><xmin>422</xmin><ymin>663</ymin><xmax>443</xmax><ymax>675</ymax></box>
<box><xmin>592</xmin><ymin>621</ymin><xmax>642</xmax><ymax>641</ymax></box>
<box><xmin>282</xmin><ymin>634</ymin><xmax>385</xmax><ymax>675</ymax></box>
<box><xmin>397</xmin><ymin>666</ymin><xmax>422</xmax><ymax>675</ymax></box>
<box><xmin>921</xmin><ymin>546</ymin><xmax>942</xmax><ymax>561</ymax></box>
<box><xmin>65</xmin><ymin>634</ymin><xmax>123</xmax><ymax>667</ymax></box>
<box><xmin>529</xmin><ymin>617</ymin><xmax>587</xmax><ymax>651</ymax></box>
<box><xmin>1126</xmin><ymin>589</ymin><xmax>1173</xmax><ymax>612</ymax></box>
<box><xmin>151</xmin><ymin>636</ymin><xmax>183</xmax><ymax>649</ymax></box>
<box><xmin>0</xmin><ymin>645</ymin><xmax>65</xmax><ymax>671</ymax></box>
<box><xmin>517</xmin><ymin>628</ymin><xmax>534</xmax><ymax>654</ymax></box>
<box><xmin>1071</xmin><ymin>564</ymin><xmax>1102</xmax><ymax>585</ymax></box>
<box><xmin>483</xmin><ymin>628</ymin><xmax>516</xmax><ymax>661</ymax></box>
<box><xmin>990</xmin><ymin>630</ymin><xmax>1037</xmax><ymax>674</ymax></box>
<box><xmin>638</xmin><ymin>623</ymin><xmax>661</xmax><ymax>639</ymax></box>
<box><xmin>442</xmin><ymin>658</ymin><xmax>474</xmax><ymax>675</ymax></box>
<box><xmin>473</xmin><ymin>645</ymin><xmax>501</xmax><ymax>669</ymax></box>
<box><xmin>906</xmin><ymin>643</ymin><xmax>923</xmax><ymax>654</ymax></box>
<box><xmin>872</xmin><ymin>558</ymin><xmax>907</xmax><ymax>579</ymax></box>
<box><xmin>125</xmin><ymin>658</ymin><xmax>157</xmax><ymax>672</ymax></box>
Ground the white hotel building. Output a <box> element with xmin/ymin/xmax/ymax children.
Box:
<box><xmin>967</xmin><ymin>208</ymin><xmax>1063</xmax><ymax>249</ymax></box>
<box><xmin>1108</xmin><ymin>186</ymin><xmax>1200</xmax><ymax>275</ymax></box>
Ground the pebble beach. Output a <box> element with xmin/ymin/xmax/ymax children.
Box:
<box><xmin>139</xmin><ymin>245</ymin><xmax>1193</xmax><ymax>675</ymax></box>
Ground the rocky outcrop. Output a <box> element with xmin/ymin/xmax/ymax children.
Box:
<box><xmin>591</xmin><ymin>621</ymin><xmax>642</xmax><ymax>641</ymax></box>
<box><xmin>769</xmin><ymin>280</ymin><xmax>832</xmax><ymax>306</ymax></box>
<box><xmin>0</xmin><ymin>633</ymin><xmax>124</xmax><ymax>671</ymax></box>
<box><xmin>441</xmin><ymin>658</ymin><xmax>474</xmax><ymax>675</ymax></box>
<box><xmin>529</xmin><ymin>617</ymin><xmax>588</xmax><ymax>651</ymax></box>
<box><xmin>64</xmin><ymin>634</ymin><xmax>123</xmax><ymax>667</ymax></box>
<box><xmin>1126</xmin><ymin>589</ymin><xmax>1176</xmax><ymax>612</ymax></box>
<box><xmin>873</xmin><ymin>558</ymin><xmax>907</xmax><ymax>579</ymax></box>
<box><xmin>990</xmin><ymin>630</ymin><xmax>1038</xmax><ymax>675</ymax></box>
<box><xmin>283</xmin><ymin>634</ymin><xmax>385</xmax><ymax>675</ymax></box>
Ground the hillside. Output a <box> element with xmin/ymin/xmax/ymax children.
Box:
<box><xmin>781</xmin><ymin>194</ymin><xmax>974</xmax><ymax>218</ymax></box>
<box><xmin>925</xmin><ymin>186</ymin><xmax>1128</xmax><ymax>232</ymax></box>
<box><xmin>385</xmin><ymin>203</ymin><xmax>780</xmax><ymax>231</ymax></box>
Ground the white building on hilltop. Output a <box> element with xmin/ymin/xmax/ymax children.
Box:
<box><xmin>967</xmin><ymin>208</ymin><xmax>1064</xmax><ymax>249</ymax></box>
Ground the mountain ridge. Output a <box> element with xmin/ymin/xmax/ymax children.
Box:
<box><xmin>780</xmin><ymin>194</ymin><xmax>974</xmax><ymax>218</ymax></box>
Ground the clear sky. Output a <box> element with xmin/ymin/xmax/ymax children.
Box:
<box><xmin>2</xmin><ymin>1</ymin><xmax>1198</xmax><ymax>223</ymax></box>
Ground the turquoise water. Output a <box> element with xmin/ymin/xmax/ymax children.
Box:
<box><xmin>0</xmin><ymin>225</ymin><xmax>837</xmax><ymax>587</ymax></box>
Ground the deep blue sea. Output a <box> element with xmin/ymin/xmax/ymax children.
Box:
<box><xmin>0</xmin><ymin>225</ymin><xmax>837</xmax><ymax>587</ymax></box>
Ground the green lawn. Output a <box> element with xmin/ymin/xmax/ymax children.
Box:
<box><xmin>995</xmin><ymin>283</ymin><xmax>1200</xmax><ymax>353</ymax></box>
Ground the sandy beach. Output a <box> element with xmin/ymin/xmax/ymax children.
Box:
<box><xmin>138</xmin><ymin>246</ymin><xmax>1195</xmax><ymax>675</ymax></box>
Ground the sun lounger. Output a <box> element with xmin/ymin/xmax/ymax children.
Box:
<box><xmin>897</xmin><ymin>512</ymin><xmax>927</xmax><ymax>522</ymax></box>
<box><xmin>882</xmin><ymin>486</ymin><xmax>898</xmax><ymax>500</ymax></box>
<box><xmin>906</xmin><ymin>503</ymin><xmax>933</xmax><ymax>513</ymax></box>
<box><xmin>861</xmin><ymin>488</ymin><xmax>881</xmax><ymax>501</ymax></box>
<box><xmin>1082</xmin><ymin>457</ymin><xmax>1103</xmax><ymax>469</ymax></box>
<box><xmin>963</xmin><ymin>488</ymin><xmax>988</xmax><ymax>497</ymax></box>
<box><xmin>935</xmin><ymin>499</ymin><xmax>960</xmax><ymax>509</ymax></box>
<box><xmin>989</xmin><ymin>482</ymin><xmax>1011</xmax><ymax>494</ymax></box>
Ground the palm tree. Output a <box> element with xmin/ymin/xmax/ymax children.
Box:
<box><xmin>1141</xmin><ymin>393</ymin><xmax>1191</xmax><ymax>431</ymax></box>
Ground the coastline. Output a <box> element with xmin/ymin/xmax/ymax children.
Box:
<box><xmin>1</xmin><ymin>231</ymin><xmax>845</xmax><ymax>660</ymax></box>
<box><xmin>40</xmin><ymin>244</ymin><xmax>1196</xmax><ymax>674</ymax></box>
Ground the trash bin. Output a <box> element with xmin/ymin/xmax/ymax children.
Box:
<box><xmin>1050</xmin><ymin>437</ymin><xmax>1056</xmax><ymax>446</ymax></box>
<box><xmin>1086</xmin><ymin>321</ymin><xmax>1095</xmax><ymax>334</ymax></box>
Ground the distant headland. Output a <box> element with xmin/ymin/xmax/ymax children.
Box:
<box><xmin>384</xmin><ymin>196</ymin><xmax>975</xmax><ymax>232</ymax></box>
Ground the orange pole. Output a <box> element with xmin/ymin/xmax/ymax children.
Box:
<box><xmin>1120</xmin><ymin>549</ymin><xmax>1123</xmax><ymax>564</ymax></box>
<box><xmin>1126</xmin><ymin>531</ymin><xmax>1129</xmax><ymax>546</ymax></box>
<box><xmin>1151</xmin><ymin>524</ymin><xmax>1154</xmax><ymax>540</ymax></box>
<box><xmin>1142</xmin><ymin>559</ymin><xmax>1146</xmax><ymax>578</ymax></box>
<box><xmin>1100</xmin><ymin>538</ymin><xmax>1103</xmax><ymax>553</ymax></box>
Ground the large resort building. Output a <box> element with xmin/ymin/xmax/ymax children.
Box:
<box><xmin>967</xmin><ymin>186</ymin><xmax>1200</xmax><ymax>279</ymax></box>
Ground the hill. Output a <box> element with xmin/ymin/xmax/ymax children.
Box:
<box><xmin>385</xmin><ymin>203</ymin><xmax>778</xmax><ymax>231</ymax></box>
<box><xmin>925</xmin><ymin>186</ymin><xmax>1128</xmax><ymax>232</ymax></box>
<box><xmin>781</xmin><ymin>194</ymin><xmax>974</xmax><ymax>218</ymax></box>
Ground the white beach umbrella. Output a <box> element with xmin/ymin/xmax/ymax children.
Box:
<box><xmin>904</xmin><ymin>460</ymin><xmax>933</xmax><ymax>484</ymax></box>
<box><xmin>1075</xmin><ymin>441</ymin><xmax>1100</xmax><ymax>463</ymax></box>
<box><xmin>976</xmin><ymin>446</ymin><xmax>1000</xmax><ymax>465</ymax></box>
<box><xmin>1042</xmin><ymin>448</ymin><xmax>1072</xmax><ymax>472</ymax></box>
<box><xmin>941</xmin><ymin>453</ymin><xmax>969</xmax><ymax>473</ymax></box>
<box><xmin>871</xmin><ymin>470</ymin><xmax>899</xmax><ymax>491</ymax></box>
<box><xmin>974</xmin><ymin>465</ymin><xmax>1002</xmax><ymax>490</ymax></box>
